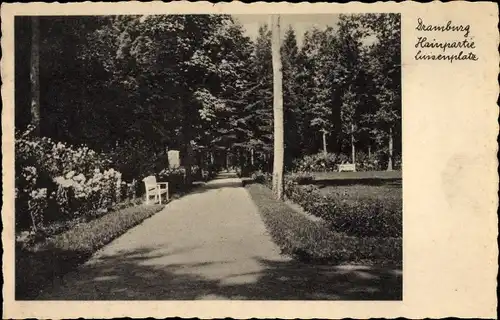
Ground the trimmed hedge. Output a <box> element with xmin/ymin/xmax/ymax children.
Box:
<box><xmin>246</xmin><ymin>183</ymin><xmax>402</xmax><ymax>264</ymax></box>
<box><xmin>16</xmin><ymin>203</ymin><xmax>163</xmax><ymax>299</ymax></box>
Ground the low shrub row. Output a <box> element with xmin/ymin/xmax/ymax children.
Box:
<box><xmin>16</xmin><ymin>203</ymin><xmax>163</xmax><ymax>299</ymax></box>
<box><xmin>245</xmin><ymin>183</ymin><xmax>402</xmax><ymax>264</ymax></box>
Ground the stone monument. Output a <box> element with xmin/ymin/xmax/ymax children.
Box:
<box><xmin>167</xmin><ymin>150</ymin><xmax>180</xmax><ymax>169</ymax></box>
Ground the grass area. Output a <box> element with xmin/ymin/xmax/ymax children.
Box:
<box><xmin>246</xmin><ymin>183</ymin><xmax>402</xmax><ymax>266</ymax></box>
<box><xmin>16</xmin><ymin>203</ymin><xmax>164</xmax><ymax>299</ymax></box>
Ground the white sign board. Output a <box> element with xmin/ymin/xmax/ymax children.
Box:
<box><xmin>167</xmin><ymin>150</ymin><xmax>180</xmax><ymax>168</ymax></box>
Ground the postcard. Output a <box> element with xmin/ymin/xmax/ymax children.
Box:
<box><xmin>2</xmin><ymin>1</ymin><xmax>498</xmax><ymax>319</ymax></box>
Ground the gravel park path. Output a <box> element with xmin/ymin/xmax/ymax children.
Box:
<box><xmin>37</xmin><ymin>173</ymin><xmax>401</xmax><ymax>300</ymax></box>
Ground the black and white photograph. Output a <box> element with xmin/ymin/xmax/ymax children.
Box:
<box><xmin>13</xmin><ymin>13</ymin><xmax>402</xmax><ymax>300</ymax></box>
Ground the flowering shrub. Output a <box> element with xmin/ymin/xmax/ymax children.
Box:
<box><xmin>15</xmin><ymin>126</ymin><xmax>122</xmax><ymax>231</ymax></box>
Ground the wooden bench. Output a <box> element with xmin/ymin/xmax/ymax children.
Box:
<box><xmin>142</xmin><ymin>175</ymin><xmax>169</xmax><ymax>204</ymax></box>
<box><xmin>338</xmin><ymin>163</ymin><xmax>356</xmax><ymax>172</ymax></box>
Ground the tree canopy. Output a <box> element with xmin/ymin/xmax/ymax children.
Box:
<box><xmin>16</xmin><ymin>13</ymin><xmax>401</xmax><ymax>177</ymax></box>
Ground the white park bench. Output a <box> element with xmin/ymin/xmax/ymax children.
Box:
<box><xmin>142</xmin><ymin>175</ymin><xmax>169</xmax><ymax>204</ymax></box>
<box><xmin>338</xmin><ymin>163</ymin><xmax>356</xmax><ymax>172</ymax></box>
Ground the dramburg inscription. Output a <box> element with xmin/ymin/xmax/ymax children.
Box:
<box><xmin>414</xmin><ymin>18</ymin><xmax>478</xmax><ymax>63</ymax></box>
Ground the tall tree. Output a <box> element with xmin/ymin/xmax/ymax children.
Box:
<box><xmin>281</xmin><ymin>26</ymin><xmax>302</xmax><ymax>165</ymax></box>
<box><xmin>271</xmin><ymin>15</ymin><xmax>284</xmax><ymax>200</ymax></box>
<box><xmin>359</xmin><ymin>13</ymin><xmax>401</xmax><ymax>170</ymax></box>
<box><xmin>30</xmin><ymin>16</ymin><xmax>40</xmax><ymax>135</ymax></box>
<box><xmin>231</xmin><ymin>24</ymin><xmax>273</xmax><ymax>170</ymax></box>
<box><xmin>300</xmin><ymin>27</ymin><xmax>337</xmax><ymax>155</ymax></box>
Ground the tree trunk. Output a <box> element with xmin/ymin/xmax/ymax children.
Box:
<box><xmin>368</xmin><ymin>145</ymin><xmax>371</xmax><ymax>158</ymax></box>
<box><xmin>184</xmin><ymin>140</ymin><xmax>193</xmax><ymax>184</ymax></box>
<box><xmin>271</xmin><ymin>15</ymin><xmax>284</xmax><ymax>200</ymax></box>
<box><xmin>322</xmin><ymin>129</ymin><xmax>327</xmax><ymax>156</ymax></box>
<box><xmin>351</xmin><ymin>123</ymin><xmax>355</xmax><ymax>165</ymax></box>
<box><xmin>178</xmin><ymin>124</ymin><xmax>192</xmax><ymax>185</ymax></box>
<box><xmin>250</xmin><ymin>148</ymin><xmax>255</xmax><ymax>166</ymax></box>
<box><xmin>238</xmin><ymin>149</ymin><xmax>244</xmax><ymax>172</ymax></box>
<box><xmin>387</xmin><ymin>126</ymin><xmax>394</xmax><ymax>171</ymax></box>
<box><xmin>30</xmin><ymin>16</ymin><xmax>41</xmax><ymax>135</ymax></box>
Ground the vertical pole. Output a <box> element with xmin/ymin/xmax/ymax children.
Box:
<box><xmin>271</xmin><ymin>14</ymin><xmax>284</xmax><ymax>200</ymax></box>
<box><xmin>351</xmin><ymin>123</ymin><xmax>355</xmax><ymax>164</ymax></box>
<box><xmin>387</xmin><ymin>126</ymin><xmax>394</xmax><ymax>171</ymax></box>
<box><xmin>132</xmin><ymin>179</ymin><xmax>137</xmax><ymax>202</ymax></box>
<box><xmin>322</xmin><ymin>129</ymin><xmax>327</xmax><ymax>156</ymax></box>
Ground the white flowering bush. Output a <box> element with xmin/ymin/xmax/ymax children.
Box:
<box><xmin>15</xmin><ymin>126</ymin><xmax>123</xmax><ymax>231</ymax></box>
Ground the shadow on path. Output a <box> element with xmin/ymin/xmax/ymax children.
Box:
<box><xmin>39</xmin><ymin>246</ymin><xmax>402</xmax><ymax>300</ymax></box>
